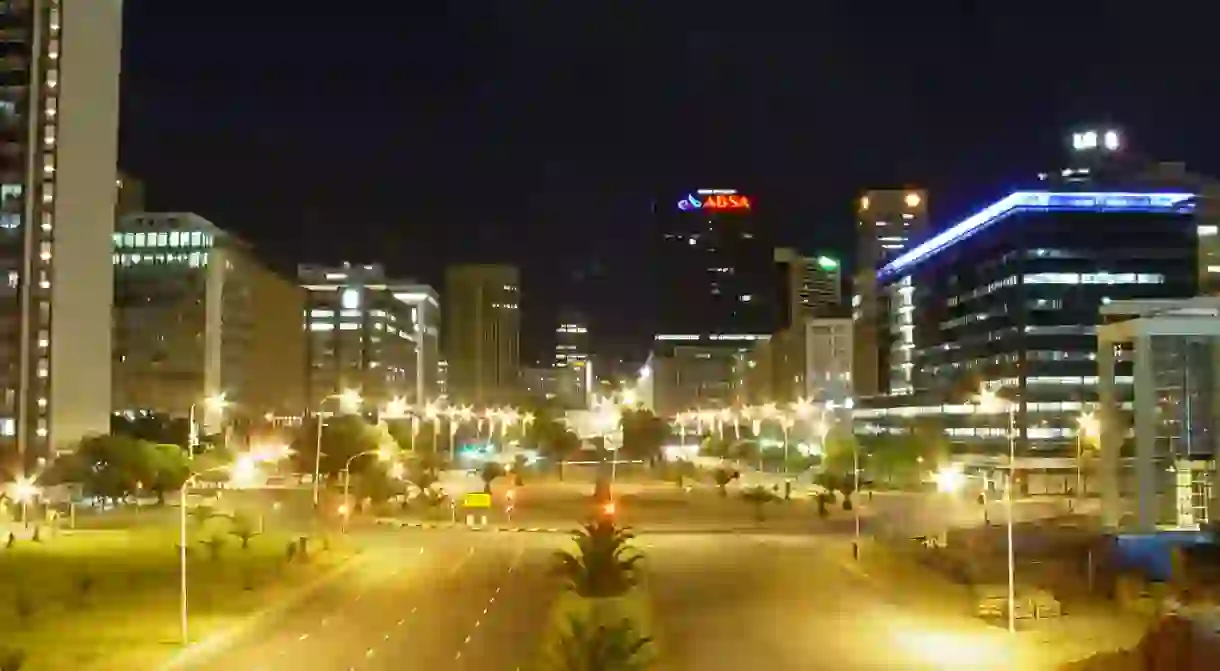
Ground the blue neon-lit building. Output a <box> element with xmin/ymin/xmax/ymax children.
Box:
<box><xmin>855</xmin><ymin>188</ymin><xmax>1210</xmax><ymax>466</ymax></box>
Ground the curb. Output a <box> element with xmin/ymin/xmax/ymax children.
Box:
<box><xmin>159</xmin><ymin>552</ymin><xmax>368</xmax><ymax>670</ymax></box>
<box><xmin>373</xmin><ymin>518</ymin><xmax>566</xmax><ymax>533</ymax></box>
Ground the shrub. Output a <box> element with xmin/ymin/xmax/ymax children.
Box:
<box><xmin>13</xmin><ymin>589</ymin><xmax>35</xmax><ymax>622</ymax></box>
<box><xmin>0</xmin><ymin>648</ymin><xmax>25</xmax><ymax>671</ymax></box>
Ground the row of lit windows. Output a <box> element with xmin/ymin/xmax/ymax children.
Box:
<box><xmin>114</xmin><ymin>230</ymin><xmax>213</xmax><ymax>249</ymax></box>
<box><xmin>113</xmin><ymin>252</ymin><xmax>209</xmax><ymax>268</ymax></box>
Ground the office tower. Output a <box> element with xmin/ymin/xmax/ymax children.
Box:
<box><xmin>0</xmin><ymin>0</ymin><xmax>123</xmax><ymax>460</ymax></box>
<box><xmin>300</xmin><ymin>263</ymin><xmax>440</xmax><ymax>412</ymax></box>
<box><xmin>443</xmin><ymin>264</ymin><xmax>519</xmax><ymax>406</ymax></box>
<box><xmin>650</xmin><ymin>334</ymin><xmax>767</xmax><ymax>416</ymax></box>
<box><xmin>801</xmin><ymin>317</ymin><xmax>853</xmax><ymax>403</ymax></box>
<box><xmin>520</xmin><ymin>364</ymin><xmax>558</xmax><ymax>403</ymax></box>
<box><xmin>860</xmin><ymin>188</ymin><xmax>1200</xmax><ymax>460</ymax></box>
<box><xmin>554</xmin><ymin>311</ymin><xmax>591</xmax><ymax>409</ymax></box>
<box><xmin>774</xmin><ymin>247</ymin><xmax>843</xmax><ymax>325</ymax></box>
<box><xmin>655</xmin><ymin>189</ymin><xmax>779</xmax><ymax>335</ymax></box>
<box><xmin>113</xmin><ymin>214</ymin><xmax>306</xmax><ymax>428</ymax></box>
<box><xmin>852</xmin><ymin>188</ymin><xmax>929</xmax><ymax>399</ymax></box>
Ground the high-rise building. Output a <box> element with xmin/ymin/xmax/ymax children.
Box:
<box><xmin>520</xmin><ymin>364</ymin><xmax>558</xmax><ymax>403</ymax></box>
<box><xmin>655</xmin><ymin>189</ymin><xmax>780</xmax><ymax>335</ymax></box>
<box><xmin>649</xmin><ymin>334</ymin><xmax>768</xmax><ymax>416</ymax></box>
<box><xmin>113</xmin><ymin>214</ymin><xmax>306</xmax><ymax>427</ymax></box>
<box><xmin>859</xmin><ymin>187</ymin><xmax>1202</xmax><ymax>460</ymax></box>
<box><xmin>300</xmin><ymin>263</ymin><xmax>440</xmax><ymax>412</ymax></box>
<box><xmin>554</xmin><ymin>311</ymin><xmax>591</xmax><ymax>408</ymax></box>
<box><xmin>852</xmin><ymin>188</ymin><xmax>929</xmax><ymax>399</ymax></box>
<box><xmin>444</xmin><ymin>264</ymin><xmax>520</xmax><ymax>406</ymax></box>
<box><xmin>801</xmin><ymin>317</ymin><xmax>853</xmax><ymax>403</ymax></box>
<box><xmin>774</xmin><ymin>247</ymin><xmax>843</xmax><ymax>324</ymax></box>
<box><xmin>0</xmin><ymin>1</ymin><xmax>123</xmax><ymax>461</ymax></box>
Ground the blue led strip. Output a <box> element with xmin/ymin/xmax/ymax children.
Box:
<box><xmin>876</xmin><ymin>191</ymin><xmax>1196</xmax><ymax>282</ymax></box>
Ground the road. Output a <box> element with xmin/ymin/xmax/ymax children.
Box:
<box><xmin>640</xmin><ymin>532</ymin><xmax>1015</xmax><ymax>670</ymax></box>
<box><xmin>181</xmin><ymin>530</ymin><xmax>565</xmax><ymax>671</ymax></box>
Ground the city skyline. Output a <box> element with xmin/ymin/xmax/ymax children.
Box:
<box><xmin>116</xmin><ymin>2</ymin><xmax>1220</xmax><ymax>356</ymax></box>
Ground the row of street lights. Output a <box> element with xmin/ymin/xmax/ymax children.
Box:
<box><xmin>308</xmin><ymin>390</ymin><xmax>537</xmax><ymax>506</ymax></box>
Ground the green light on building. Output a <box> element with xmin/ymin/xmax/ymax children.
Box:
<box><xmin>817</xmin><ymin>256</ymin><xmax>839</xmax><ymax>270</ymax></box>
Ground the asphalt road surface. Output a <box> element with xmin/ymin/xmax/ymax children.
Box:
<box><xmin>640</xmin><ymin>532</ymin><xmax>1016</xmax><ymax>670</ymax></box>
<box><xmin>183</xmin><ymin>530</ymin><xmax>565</xmax><ymax>671</ymax></box>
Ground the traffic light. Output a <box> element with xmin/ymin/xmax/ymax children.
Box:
<box><xmin>506</xmin><ymin>489</ymin><xmax>516</xmax><ymax>502</ymax></box>
<box><xmin>602</xmin><ymin>501</ymin><xmax>616</xmax><ymax>516</ymax></box>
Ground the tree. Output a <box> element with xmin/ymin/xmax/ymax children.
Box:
<box><xmin>290</xmin><ymin>415</ymin><xmax>380</xmax><ymax>480</ymax></box>
<box><xmin>554</xmin><ymin>519</ymin><xmax>643</xmax><ymax>598</ymax></box>
<box><xmin>534</xmin><ymin>417</ymin><xmax>581</xmax><ymax>478</ymax></box>
<box><xmin>712</xmin><ymin>467</ymin><xmax>737</xmax><ymax>497</ymax></box>
<box><xmin>742</xmin><ymin>485</ymin><xmax>778</xmax><ymax>523</ymax></box>
<box><xmin>619</xmin><ymin>409</ymin><xmax>668</xmax><ymax>463</ymax></box>
<box><xmin>110</xmin><ymin>412</ymin><xmax>191</xmax><ymax>450</ymax></box>
<box><xmin>553</xmin><ymin>616</ymin><xmax>654</xmax><ymax>671</ymax></box>
<box><xmin>479</xmin><ymin>462</ymin><xmax>505</xmax><ymax>494</ymax></box>
<box><xmin>228</xmin><ymin>511</ymin><xmax>261</xmax><ymax>550</ymax></box>
<box><xmin>144</xmin><ymin>443</ymin><xmax>190</xmax><ymax>505</ymax></box>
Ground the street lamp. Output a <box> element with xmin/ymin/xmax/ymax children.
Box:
<box><xmin>978</xmin><ymin>386</ymin><xmax>1017</xmax><ymax>634</ymax></box>
<box><xmin>340</xmin><ymin>448</ymin><xmax>393</xmax><ymax>532</ymax></box>
<box><xmin>180</xmin><ymin>454</ymin><xmax>263</xmax><ymax>645</ymax></box>
<box><xmin>9</xmin><ymin>475</ymin><xmax>39</xmax><ymax>526</ymax></box>
<box><xmin>313</xmin><ymin>389</ymin><xmax>362</xmax><ymax>507</ymax></box>
<box><xmin>1076</xmin><ymin>411</ymin><xmax>1100</xmax><ymax>501</ymax></box>
<box><xmin>188</xmin><ymin>392</ymin><xmax>228</xmax><ymax>457</ymax></box>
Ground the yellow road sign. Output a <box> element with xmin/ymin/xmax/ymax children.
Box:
<box><xmin>463</xmin><ymin>492</ymin><xmax>492</xmax><ymax>508</ymax></box>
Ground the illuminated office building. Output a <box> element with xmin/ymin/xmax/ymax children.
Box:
<box><xmin>852</xmin><ymin>188</ymin><xmax>929</xmax><ymax>398</ymax></box>
<box><xmin>301</xmin><ymin>263</ymin><xmax>439</xmax><ymax>411</ymax></box>
<box><xmin>655</xmin><ymin>189</ymin><xmax>780</xmax><ymax>335</ymax></box>
<box><xmin>114</xmin><ymin>214</ymin><xmax>306</xmax><ymax>426</ymax></box>
<box><xmin>0</xmin><ymin>1</ymin><xmax>123</xmax><ymax>460</ymax></box>
<box><xmin>554</xmin><ymin>312</ymin><xmax>591</xmax><ymax>409</ymax></box>
<box><xmin>856</xmin><ymin>189</ymin><xmax>1203</xmax><ymax>465</ymax></box>
<box><xmin>444</xmin><ymin>264</ymin><xmax>519</xmax><ymax>406</ymax></box>
<box><xmin>649</xmin><ymin>333</ymin><xmax>768</xmax><ymax>416</ymax></box>
<box><xmin>775</xmin><ymin>247</ymin><xmax>842</xmax><ymax>323</ymax></box>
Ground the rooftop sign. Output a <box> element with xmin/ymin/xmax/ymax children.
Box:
<box><xmin>677</xmin><ymin>189</ymin><xmax>752</xmax><ymax>212</ymax></box>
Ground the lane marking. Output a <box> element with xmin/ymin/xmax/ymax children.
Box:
<box><xmin>298</xmin><ymin>634</ymin><xmax>309</xmax><ymax>641</ymax></box>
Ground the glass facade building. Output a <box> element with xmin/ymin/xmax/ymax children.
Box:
<box><xmin>857</xmin><ymin>190</ymin><xmax>1203</xmax><ymax>459</ymax></box>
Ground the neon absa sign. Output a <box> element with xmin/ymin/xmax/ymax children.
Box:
<box><xmin>677</xmin><ymin>190</ymin><xmax>752</xmax><ymax>211</ymax></box>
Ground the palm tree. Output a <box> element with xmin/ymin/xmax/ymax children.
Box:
<box><xmin>553</xmin><ymin>616</ymin><xmax>653</xmax><ymax>671</ymax></box>
<box><xmin>742</xmin><ymin>485</ymin><xmax>777</xmax><ymax>524</ymax></box>
<box><xmin>479</xmin><ymin>462</ymin><xmax>505</xmax><ymax>494</ymax></box>
<box><xmin>554</xmin><ymin>520</ymin><xmax>643</xmax><ymax>598</ymax></box>
<box><xmin>228</xmin><ymin>511</ymin><xmax>261</xmax><ymax>550</ymax></box>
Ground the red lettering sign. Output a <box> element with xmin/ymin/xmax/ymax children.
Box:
<box><xmin>703</xmin><ymin>194</ymin><xmax>752</xmax><ymax>210</ymax></box>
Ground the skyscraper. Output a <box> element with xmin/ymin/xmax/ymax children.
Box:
<box><xmin>1</xmin><ymin>1</ymin><xmax>123</xmax><ymax>461</ymax></box>
<box><xmin>852</xmin><ymin>188</ymin><xmax>929</xmax><ymax>398</ymax></box>
<box><xmin>655</xmin><ymin>189</ymin><xmax>779</xmax><ymax>336</ymax></box>
<box><xmin>554</xmin><ymin>311</ymin><xmax>590</xmax><ymax>409</ymax></box>
<box><xmin>444</xmin><ymin>264</ymin><xmax>520</xmax><ymax>406</ymax></box>
<box><xmin>300</xmin><ymin>263</ymin><xmax>440</xmax><ymax>412</ymax></box>
<box><xmin>774</xmin><ymin>247</ymin><xmax>843</xmax><ymax>324</ymax></box>
<box><xmin>113</xmin><ymin>214</ymin><xmax>306</xmax><ymax>426</ymax></box>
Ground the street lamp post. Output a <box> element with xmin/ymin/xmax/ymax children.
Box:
<box><xmin>980</xmin><ymin>387</ymin><xmax>1017</xmax><ymax>635</ymax></box>
<box><xmin>341</xmin><ymin>448</ymin><xmax>391</xmax><ymax>533</ymax></box>
<box><xmin>180</xmin><ymin>456</ymin><xmax>259</xmax><ymax>645</ymax></box>
<box><xmin>312</xmin><ymin>389</ymin><xmax>362</xmax><ymax>508</ymax></box>
<box><xmin>188</xmin><ymin>393</ymin><xmax>227</xmax><ymax>459</ymax></box>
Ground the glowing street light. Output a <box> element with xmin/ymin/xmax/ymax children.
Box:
<box><xmin>976</xmin><ymin>385</ymin><xmax>1017</xmax><ymax>635</ymax></box>
<box><xmin>934</xmin><ymin>466</ymin><xmax>966</xmax><ymax>494</ymax></box>
<box><xmin>1076</xmin><ymin>411</ymin><xmax>1100</xmax><ymax>501</ymax></box>
<box><xmin>180</xmin><ymin>456</ymin><xmax>269</xmax><ymax>645</ymax></box>
<box><xmin>341</xmin><ymin>447</ymin><xmax>394</xmax><ymax>532</ymax></box>
<box><xmin>382</xmin><ymin>396</ymin><xmax>409</xmax><ymax>419</ymax></box>
<box><xmin>337</xmin><ymin>388</ymin><xmax>362</xmax><ymax>415</ymax></box>
<box><xmin>188</xmin><ymin>392</ymin><xmax>228</xmax><ymax>456</ymax></box>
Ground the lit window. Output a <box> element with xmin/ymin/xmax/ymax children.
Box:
<box><xmin>169</xmin><ymin>231</ymin><xmax>180</xmax><ymax>246</ymax></box>
<box><xmin>135</xmin><ymin>232</ymin><xmax>146</xmax><ymax>247</ymax></box>
<box><xmin>158</xmin><ymin>232</ymin><xmax>169</xmax><ymax>247</ymax></box>
<box><xmin>308</xmin><ymin>322</ymin><xmax>334</xmax><ymax>332</ymax></box>
<box><xmin>341</xmin><ymin>289</ymin><xmax>360</xmax><ymax>309</ymax></box>
<box><xmin>190</xmin><ymin>231</ymin><xmax>202</xmax><ymax>246</ymax></box>
<box><xmin>688</xmin><ymin>238</ymin><xmax>696</xmax><ymax>246</ymax></box>
<box><xmin>905</xmin><ymin>192</ymin><xmax>921</xmax><ymax>208</ymax></box>
<box><xmin>1199</xmin><ymin>225</ymin><xmax>1218</xmax><ymax>236</ymax></box>
<box><xmin>740</xmin><ymin>294</ymin><xmax>753</xmax><ymax>303</ymax></box>
<box><xmin>6</xmin><ymin>272</ymin><xmax>15</xmax><ymax>289</ymax></box>
<box><xmin>39</xmin><ymin>242</ymin><xmax>51</xmax><ymax>261</ymax></box>
<box><xmin>46</xmin><ymin>68</ymin><xmax>57</xmax><ymax>88</ymax></box>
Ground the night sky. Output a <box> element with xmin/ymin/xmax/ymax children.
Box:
<box><xmin>118</xmin><ymin>1</ymin><xmax>1220</xmax><ymax>361</ymax></box>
